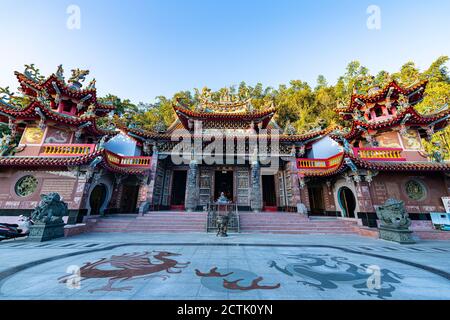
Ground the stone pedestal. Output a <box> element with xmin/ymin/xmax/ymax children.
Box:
<box><xmin>27</xmin><ymin>223</ymin><xmax>65</xmax><ymax>242</ymax></box>
<box><xmin>378</xmin><ymin>227</ymin><xmax>415</xmax><ymax>244</ymax></box>
<box><xmin>376</xmin><ymin>198</ymin><xmax>416</xmax><ymax>244</ymax></box>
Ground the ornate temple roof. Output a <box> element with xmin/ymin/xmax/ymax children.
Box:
<box><xmin>0</xmin><ymin>99</ymin><xmax>116</xmax><ymax>137</ymax></box>
<box><xmin>330</xmin><ymin>105</ymin><xmax>450</xmax><ymax>142</ymax></box>
<box><xmin>173</xmin><ymin>105</ymin><xmax>276</xmax><ymax>130</ymax></box>
<box><xmin>172</xmin><ymin>88</ymin><xmax>277</xmax><ymax>130</ymax></box>
<box><xmin>0</xmin><ymin>65</ymin><xmax>117</xmax><ymax>138</ymax></box>
<box><xmin>13</xmin><ymin>65</ymin><xmax>115</xmax><ymax>117</ymax></box>
<box><xmin>336</xmin><ymin>79</ymin><xmax>428</xmax><ymax>117</ymax></box>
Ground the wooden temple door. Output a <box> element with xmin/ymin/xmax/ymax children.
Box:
<box><xmin>276</xmin><ymin>168</ymin><xmax>296</xmax><ymax>211</ymax></box>
<box><xmin>199</xmin><ymin>169</ymin><xmax>213</xmax><ymax>207</ymax></box>
<box><xmin>151</xmin><ymin>164</ymin><xmax>165</xmax><ymax>210</ymax></box>
<box><xmin>236</xmin><ymin>169</ymin><xmax>250</xmax><ymax>209</ymax></box>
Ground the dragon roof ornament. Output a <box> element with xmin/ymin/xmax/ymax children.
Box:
<box><xmin>68</xmin><ymin>68</ymin><xmax>90</xmax><ymax>90</ymax></box>
<box><xmin>194</xmin><ymin>87</ymin><xmax>254</xmax><ymax>114</ymax></box>
<box><xmin>23</xmin><ymin>64</ymin><xmax>45</xmax><ymax>83</ymax></box>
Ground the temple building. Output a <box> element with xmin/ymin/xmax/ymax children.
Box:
<box><xmin>0</xmin><ymin>66</ymin><xmax>151</xmax><ymax>224</ymax></box>
<box><xmin>0</xmin><ymin>66</ymin><xmax>450</xmax><ymax>237</ymax></box>
<box><xmin>299</xmin><ymin>80</ymin><xmax>450</xmax><ymax>227</ymax></box>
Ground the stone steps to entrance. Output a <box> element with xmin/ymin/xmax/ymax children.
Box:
<box><xmin>239</xmin><ymin>212</ymin><xmax>359</xmax><ymax>234</ymax></box>
<box><xmin>90</xmin><ymin>212</ymin><xmax>207</xmax><ymax>233</ymax></box>
<box><xmin>89</xmin><ymin>212</ymin><xmax>360</xmax><ymax>235</ymax></box>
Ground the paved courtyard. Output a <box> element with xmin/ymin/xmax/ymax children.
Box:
<box><xmin>0</xmin><ymin>233</ymin><xmax>449</xmax><ymax>300</ymax></box>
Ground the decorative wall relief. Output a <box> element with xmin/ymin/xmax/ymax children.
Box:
<box><xmin>269</xmin><ymin>254</ymin><xmax>402</xmax><ymax>300</ymax></box>
<box><xmin>19</xmin><ymin>126</ymin><xmax>44</xmax><ymax>145</ymax></box>
<box><xmin>14</xmin><ymin>175</ymin><xmax>38</xmax><ymax>197</ymax></box>
<box><xmin>401</xmin><ymin>129</ymin><xmax>422</xmax><ymax>150</ymax></box>
<box><xmin>375</xmin><ymin>131</ymin><xmax>401</xmax><ymax>148</ymax></box>
<box><xmin>405</xmin><ymin>180</ymin><xmax>427</xmax><ymax>201</ymax></box>
<box><xmin>44</xmin><ymin>128</ymin><xmax>71</xmax><ymax>144</ymax></box>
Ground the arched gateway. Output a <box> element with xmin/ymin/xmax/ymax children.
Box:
<box><xmin>338</xmin><ymin>187</ymin><xmax>356</xmax><ymax>218</ymax></box>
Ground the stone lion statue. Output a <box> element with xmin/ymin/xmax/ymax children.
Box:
<box><xmin>376</xmin><ymin>198</ymin><xmax>411</xmax><ymax>230</ymax></box>
<box><xmin>31</xmin><ymin>193</ymin><xmax>68</xmax><ymax>225</ymax></box>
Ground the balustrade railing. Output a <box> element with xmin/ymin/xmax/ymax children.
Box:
<box><xmin>296</xmin><ymin>153</ymin><xmax>344</xmax><ymax>169</ymax></box>
<box><xmin>40</xmin><ymin>144</ymin><xmax>96</xmax><ymax>156</ymax></box>
<box><xmin>104</xmin><ymin>150</ymin><xmax>151</xmax><ymax>167</ymax></box>
<box><xmin>353</xmin><ymin>147</ymin><xmax>405</xmax><ymax>161</ymax></box>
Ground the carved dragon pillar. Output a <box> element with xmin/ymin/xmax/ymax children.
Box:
<box><xmin>250</xmin><ymin>160</ymin><xmax>263</xmax><ymax>212</ymax></box>
<box><xmin>185</xmin><ymin>160</ymin><xmax>199</xmax><ymax>212</ymax></box>
<box><xmin>138</xmin><ymin>149</ymin><xmax>159</xmax><ymax>215</ymax></box>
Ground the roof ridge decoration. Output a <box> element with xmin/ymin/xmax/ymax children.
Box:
<box><xmin>23</xmin><ymin>64</ymin><xmax>46</xmax><ymax>83</ymax></box>
<box><xmin>0</xmin><ymin>86</ymin><xmax>28</xmax><ymax>111</ymax></box>
<box><xmin>7</xmin><ymin>64</ymin><xmax>116</xmax><ymax>118</ymax></box>
<box><xmin>194</xmin><ymin>87</ymin><xmax>258</xmax><ymax>114</ymax></box>
<box><xmin>68</xmin><ymin>68</ymin><xmax>90</xmax><ymax>90</ymax></box>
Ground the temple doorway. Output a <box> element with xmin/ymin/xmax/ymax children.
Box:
<box><xmin>262</xmin><ymin>175</ymin><xmax>277</xmax><ymax>210</ymax></box>
<box><xmin>170</xmin><ymin>170</ymin><xmax>187</xmax><ymax>209</ymax></box>
<box><xmin>308</xmin><ymin>186</ymin><xmax>325</xmax><ymax>215</ymax></box>
<box><xmin>89</xmin><ymin>184</ymin><xmax>107</xmax><ymax>215</ymax></box>
<box><xmin>119</xmin><ymin>184</ymin><xmax>140</xmax><ymax>213</ymax></box>
<box><xmin>214</xmin><ymin>170</ymin><xmax>233</xmax><ymax>202</ymax></box>
<box><xmin>338</xmin><ymin>187</ymin><xmax>356</xmax><ymax>218</ymax></box>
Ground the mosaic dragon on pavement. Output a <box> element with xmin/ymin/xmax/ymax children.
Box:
<box><xmin>269</xmin><ymin>253</ymin><xmax>403</xmax><ymax>299</ymax></box>
<box><xmin>59</xmin><ymin>251</ymin><xmax>190</xmax><ymax>293</ymax></box>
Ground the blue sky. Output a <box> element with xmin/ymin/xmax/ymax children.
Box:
<box><xmin>0</xmin><ymin>0</ymin><xmax>449</xmax><ymax>103</ymax></box>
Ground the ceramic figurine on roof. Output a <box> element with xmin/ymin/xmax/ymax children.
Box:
<box><xmin>0</xmin><ymin>87</ymin><xmax>16</xmax><ymax>107</ymax></box>
<box><xmin>68</xmin><ymin>68</ymin><xmax>90</xmax><ymax>90</ymax></box>
<box><xmin>56</xmin><ymin>64</ymin><xmax>65</xmax><ymax>81</ymax></box>
<box><xmin>284</xmin><ymin>121</ymin><xmax>296</xmax><ymax>135</ymax></box>
<box><xmin>23</xmin><ymin>64</ymin><xmax>45</xmax><ymax>83</ymax></box>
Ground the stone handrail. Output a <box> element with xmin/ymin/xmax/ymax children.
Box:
<box><xmin>104</xmin><ymin>150</ymin><xmax>151</xmax><ymax>167</ymax></box>
<box><xmin>297</xmin><ymin>153</ymin><xmax>344</xmax><ymax>169</ymax></box>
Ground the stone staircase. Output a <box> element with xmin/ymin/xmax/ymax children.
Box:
<box><xmin>89</xmin><ymin>211</ymin><xmax>360</xmax><ymax>235</ymax></box>
<box><xmin>90</xmin><ymin>212</ymin><xmax>207</xmax><ymax>233</ymax></box>
<box><xmin>239</xmin><ymin>212</ymin><xmax>359</xmax><ymax>234</ymax></box>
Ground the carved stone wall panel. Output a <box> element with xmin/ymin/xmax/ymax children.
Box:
<box><xmin>236</xmin><ymin>169</ymin><xmax>250</xmax><ymax>206</ymax></box>
<box><xmin>199</xmin><ymin>168</ymin><xmax>213</xmax><ymax>206</ymax></box>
